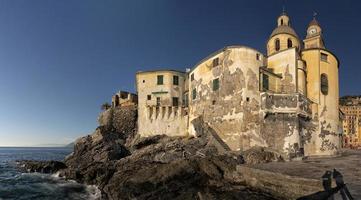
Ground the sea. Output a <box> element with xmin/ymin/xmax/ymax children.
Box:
<box><xmin>0</xmin><ymin>147</ymin><xmax>101</xmax><ymax>200</ymax></box>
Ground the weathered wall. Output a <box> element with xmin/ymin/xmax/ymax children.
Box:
<box><xmin>302</xmin><ymin>49</ymin><xmax>340</xmax><ymax>156</ymax></box>
<box><xmin>188</xmin><ymin>46</ymin><xmax>265</xmax><ymax>151</ymax></box>
<box><xmin>136</xmin><ymin>71</ymin><xmax>188</xmax><ymax>137</ymax></box>
<box><xmin>260</xmin><ymin>92</ymin><xmax>312</xmax><ymax>158</ymax></box>
<box><xmin>267</xmin><ymin>48</ymin><xmax>298</xmax><ymax>94</ymax></box>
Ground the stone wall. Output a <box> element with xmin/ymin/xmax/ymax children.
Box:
<box><xmin>188</xmin><ymin>46</ymin><xmax>265</xmax><ymax>151</ymax></box>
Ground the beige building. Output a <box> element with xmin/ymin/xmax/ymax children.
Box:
<box><xmin>136</xmin><ymin>70</ymin><xmax>188</xmax><ymax>137</ymax></box>
<box><xmin>135</xmin><ymin>12</ymin><xmax>341</xmax><ymax>159</ymax></box>
<box><xmin>340</xmin><ymin>96</ymin><xmax>361</xmax><ymax>148</ymax></box>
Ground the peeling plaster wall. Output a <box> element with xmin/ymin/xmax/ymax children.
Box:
<box><xmin>260</xmin><ymin>92</ymin><xmax>312</xmax><ymax>158</ymax></box>
<box><xmin>136</xmin><ymin>71</ymin><xmax>188</xmax><ymax>137</ymax></box>
<box><xmin>261</xmin><ymin>113</ymin><xmax>302</xmax><ymax>158</ymax></box>
<box><xmin>267</xmin><ymin>48</ymin><xmax>298</xmax><ymax>94</ymax></box>
<box><xmin>302</xmin><ymin>49</ymin><xmax>340</xmax><ymax>156</ymax></box>
<box><xmin>188</xmin><ymin>46</ymin><xmax>265</xmax><ymax>151</ymax></box>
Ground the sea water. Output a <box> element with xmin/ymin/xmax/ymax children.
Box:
<box><xmin>0</xmin><ymin>147</ymin><xmax>100</xmax><ymax>200</ymax></box>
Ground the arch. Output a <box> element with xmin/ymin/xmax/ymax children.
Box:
<box><xmin>287</xmin><ymin>38</ymin><xmax>293</xmax><ymax>48</ymax></box>
<box><xmin>320</xmin><ymin>73</ymin><xmax>328</xmax><ymax>95</ymax></box>
<box><xmin>275</xmin><ymin>38</ymin><xmax>280</xmax><ymax>51</ymax></box>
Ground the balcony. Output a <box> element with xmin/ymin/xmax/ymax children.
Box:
<box><xmin>260</xmin><ymin>92</ymin><xmax>312</xmax><ymax>118</ymax></box>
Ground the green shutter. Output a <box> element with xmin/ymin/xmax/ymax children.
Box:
<box><xmin>192</xmin><ymin>89</ymin><xmax>197</xmax><ymax>100</ymax></box>
<box><xmin>157</xmin><ymin>75</ymin><xmax>163</xmax><ymax>85</ymax></box>
<box><xmin>213</xmin><ymin>78</ymin><xmax>219</xmax><ymax>91</ymax></box>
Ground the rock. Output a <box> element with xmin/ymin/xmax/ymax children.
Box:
<box><xmin>17</xmin><ymin>160</ymin><xmax>67</xmax><ymax>174</ymax></box>
<box><xmin>102</xmin><ymin>154</ymin><xmax>272</xmax><ymax>200</ymax></box>
<box><xmin>63</xmin><ymin>126</ymin><xmax>130</xmax><ymax>184</ymax></box>
<box><xmin>241</xmin><ymin>146</ymin><xmax>284</xmax><ymax>165</ymax></box>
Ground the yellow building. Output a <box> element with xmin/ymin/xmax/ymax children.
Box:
<box><xmin>340</xmin><ymin>97</ymin><xmax>361</xmax><ymax>148</ymax></box>
<box><xmin>134</xmin><ymin>11</ymin><xmax>341</xmax><ymax>159</ymax></box>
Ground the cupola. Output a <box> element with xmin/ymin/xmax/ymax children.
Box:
<box><xmin>267</xmin><ymin>12</ymin><xmax>300</xmax><ymax>56</ymax></box>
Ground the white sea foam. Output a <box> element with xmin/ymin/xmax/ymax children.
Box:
<box><xmin>86</xmin><ymin>185</ymin><xmax>102</xmax><ymax>200</ymax></box>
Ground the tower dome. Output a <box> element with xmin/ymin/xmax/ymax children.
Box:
<box><xmin>267</xmin><ymin>12</ymin><xmax>300</xmax><ymax>56</ymax></box>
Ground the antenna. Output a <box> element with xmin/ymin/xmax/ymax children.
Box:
<box><xmin>282</xmin><ymin>0</ymin><xmax>287</xmax><ymax>14</ymax></box>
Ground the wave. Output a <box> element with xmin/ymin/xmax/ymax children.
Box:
<box><xmin>0</xmin><ymin>171</ymin><xmax>101</xmax><ymax>200</ymax></box>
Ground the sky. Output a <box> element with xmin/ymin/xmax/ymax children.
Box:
<box><xmin>0</xmin><ymin>0</ymin><xmax>360</xmax><ymax>146</ymax></box>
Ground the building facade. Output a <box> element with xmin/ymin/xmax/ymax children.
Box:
<box><xmin>135</xmin><ymin>12</ymin><xmax>341</xmax><ymax>159</ymax></box>
<box><xmin>340</xmin><ymin>96</ymin><xmax>361</xmax><ymax>148</ymax></box>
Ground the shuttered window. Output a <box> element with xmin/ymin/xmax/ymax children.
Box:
<box><xmin>321</xmin><ymin>73</ymin><xmax>328</xmax><ymax>95</ymax></box>
<box><xmin>157</xmin><ymin>75</ymin><xmax>164</xmax><ymax>85</ymax></box>
<box><xmin>173</xmin><ymin>75</ymin><xmax>179</xmax><ymax>85</ymax></box>
<box><xmin>213</xmin><ymin>78</ymin><xmax>220</xmax><ymax>91</ymax></box>
<box><xmin>192</xmin><ymin>89</ymin><xmax>197</xmax><ymax>100</ymax></box>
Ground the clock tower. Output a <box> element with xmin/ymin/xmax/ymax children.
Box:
<box><xmin>303</xmin><ymin>16</ymin><xmax>325</xmax><ymax>49</ymax></box>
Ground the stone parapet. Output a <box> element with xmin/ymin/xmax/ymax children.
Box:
<box><xmin>261</xmin><ymin>92</ymin><xmax>312</xmax><ymax>118</ymax></box>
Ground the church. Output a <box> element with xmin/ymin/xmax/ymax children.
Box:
<box><xmin>134</xmin><ymin>12</ymin><xmax>341</xmax><ymax>159</ymax></box>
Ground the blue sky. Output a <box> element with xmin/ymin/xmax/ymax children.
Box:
<box><xmin>0</xmin><ymin>0</ymin><xmax>360</xmax><ymax>146</ymax></box>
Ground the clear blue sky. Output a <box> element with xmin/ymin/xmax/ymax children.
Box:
<box><xmin>0</xmin><ymin>0</ymin><xmax>359</xmax><ymax>146</ymax></box>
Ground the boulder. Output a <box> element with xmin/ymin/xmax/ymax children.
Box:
<box><xmin>17</xmin><ymin>160</ymin><xmax>67</xmax><ymax>174</ymax></box>
<box><xmin>241</xmin><ymin>146</ymin><xmax>284</xmax><ymax>165</ymax></box>
<box><xmin>63</xmin><ymin>126</ymin><xmax>130</xmax><ymax>184</ymax></box>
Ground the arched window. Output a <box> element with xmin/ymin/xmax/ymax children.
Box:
<box><xmin>275</xmin><ymin>39</ymin><xmax>280</xmax><ymax>51</ymax></box>
<box><xmin>321</xmin><ymin>73</ymin><xmax>328</xmax><ymax>95</ymax></box>
<box><xmin>281</xmin><ymin>19</ymin><xmax>283</xmax><ymax>25</ymax></box>
<box><xmin>287</xmin><ymin>39</ymin><xmax>293</xmax><ymax>48</ymax></box>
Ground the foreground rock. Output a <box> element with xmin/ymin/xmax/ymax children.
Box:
<box><xmin>241</xmin><ymin>146</ymin><xmax>284</xmax><ymax>165</ymax></box>
<box><xmin>17</xmin><ymin>160</ymin><xmax>66</xmax><ymax>173</ymax></box>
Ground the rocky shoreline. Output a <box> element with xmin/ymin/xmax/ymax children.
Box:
<box><xmin>17</xmin><ymin>106</ymin><xmax>307</xmax><ymax>200</ymax></box>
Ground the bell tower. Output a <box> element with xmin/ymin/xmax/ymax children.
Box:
<box><xmin>301</xmin><ymin>13</ymin><xmax>340</xmax><ymax>156</ymax></box>
<box><xmin>303</xmin><ymin>13</ymin><xmax>325</xmax><ymax>49</ymax></box>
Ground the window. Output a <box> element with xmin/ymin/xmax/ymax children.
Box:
<box><xmin>173</xmin><ymin>75</ymin><xmax>179</xmax><ymax>85</ymax></box>
<box><xmin>321</xmin><ymin>73</ymin><xmax>328</xmax><ymax>95</ymax></box>
<box><xmin>172</xmin><ymin>97</ymin><xmax>179</xmax><ymax>106</ymax></box>
<box><xmin>262</xmin><ymin>74</ymin><xmax>269</xmax><ymax>91</ymax></box>
<box><xmin>212</xmin><ymin>57</ymin><xmax>219</xmax><ymax>67</ymax></box>
<box><xmin>321</xmin><ymin>53</ymin><xmax>328</xmax><ymax>62</ymax></box>
<box><xmin>213</xmin><ymin>78</ymin><xmax>220</xmax><ymax>91</ymax></box>
<box><xmin>147</xmin><ymin>95</ymin><xmax>151</xmax><ymax>100</ymax></box>
<box><xmin>281</xmin><ymin>19</ymin><xmax>283</xmax><ymax>25</ymax></box>
<box><xmin>183</xmin><ymin>93</ymin><xmax>189</xmax><ymax>106</ymax></box>
<box><xmin>156</xmin><ymin>97</ymin><xmax>161</xmax><ymax>106</ymax></box>
<box><xmin>275</xmin><ymin>39</ymin><xmax>280</xmax><ymax>51</ymax></box>
<box><xmin>192</xmin><ymin>89</ymin><xmax>197</xmax><ymax>100</ymax></box>
<box><xmin>256</xmin><ymin>53</ymin><xmax>260</xmax><ymax>61</ymax></box>
<box><xmin>287</xmin><ymin>39</ymin><xmax>292</xmax><ymax>48</ymax></box>
<box><xmin>157</xmin><ymin>75</ymin><xmax>164</xmax><ymax>85</ymax></box>
<box><xmin>191</xmin><ymin>73</ymin><xmax>194</xmax><ymax>81</ymax></box>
